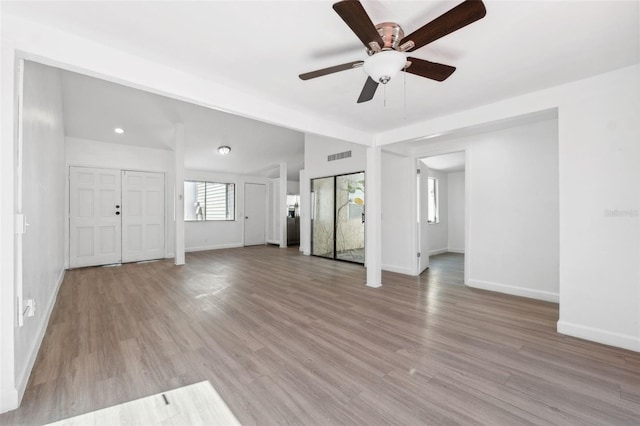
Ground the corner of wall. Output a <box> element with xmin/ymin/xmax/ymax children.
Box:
<box><xmin>0</xmin><ymin>388</ymin><xmax>19</xmax><ymax>414</ymax></box>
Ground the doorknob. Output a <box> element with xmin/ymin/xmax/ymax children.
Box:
<box><xmin>115</xmin><ymin>205</ymin><xmax>120</xmax><ymax>208</ymax></box>
<box><xmin>245</xmin><ymin>216</ymin><xmax>249</xmax><ymax>219</ymax></box>
<box><xmin>115</xmin><ymin>211</ymin><xmax>120</xmax><ymax>215</ymax></box>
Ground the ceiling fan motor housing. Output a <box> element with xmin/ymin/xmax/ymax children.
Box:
<box><xmin>375</xmin><ymin>22</ymin><xmax>404</xmax><ymax>51</ymax></box>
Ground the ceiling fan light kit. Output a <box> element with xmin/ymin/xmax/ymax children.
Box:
<box><xmin>299</xmin><ymin>0</ymin><xmax>487</xmax><ymax>103</ymax></box>
<box><xmin>363</xmin><ymin>50</ymin><xmax>407</xmax><ymax>84</ymax></box>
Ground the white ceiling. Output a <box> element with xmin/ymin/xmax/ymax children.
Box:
<box><xmin>59</xmin><ymin>69</ymin><xmax>304</xmax><ymax>180</ymax></box>
<box><xmin>421</xmin><ymin>151</ymin><xmax>465</xmax><ymax>172</ymax></box>
<box><xmin>4</xmin><ymin>1</ymin><xmax>638</xmax><ymax>137</ymax></box>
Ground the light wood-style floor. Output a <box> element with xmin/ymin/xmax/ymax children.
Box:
<box><xmin>2</xmin><ymin>247</ymin><xmax>639</xmax><ymax>425</ymax></box>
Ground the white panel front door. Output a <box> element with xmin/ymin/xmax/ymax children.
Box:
<box><xmin>122</xmin><ymin>170</ymin><xmax>165</xmax><ymax>263</ymax></box>
<box><xmin>69</xmin><ymin>167</ymin><xmax>122</xmax><ymax>268</ymax></box>
<box><xmin>244</xmin><ymin>183</ymin><xmax>266</xmax><ymax>246</ymax></box>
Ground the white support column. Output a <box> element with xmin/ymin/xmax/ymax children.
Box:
<box><xmin>0</xmin><ymin>41</ymin><xmax>18</xmax><ymax>412</ymax></box>
<box><xmin>299</xmin><ymin>169</ymin><xmax>310</xmax><ymax>255</ymax></box>
<box><xmin>174</xmin><ymin>123</ymin><xmax>185</xmax><ymax>265</ymax></box>
<box><xmin>279</xmin><ymin>162</ymin><xmax>287</xmax><ymax>248</ymax></box>
<box><xmin>365</xmin><ymin>145</ymin><xmax>382</xmax><ymax>288</ymax></box>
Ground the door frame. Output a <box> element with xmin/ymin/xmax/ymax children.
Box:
<box><xmin>413</xmin><ymin>149</ymin><xmax>470</xmax><ymax>284</ymax></box>
<box><xmin>310</xmin><ymin>170</ymin><xmax>365</xmax><ymax>265</ymax></box>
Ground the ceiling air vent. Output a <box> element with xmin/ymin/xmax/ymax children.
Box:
<box><xmin>327</xmin><ymin>150</ymin><xmax>352</xmax><ymax>162</ymax></box>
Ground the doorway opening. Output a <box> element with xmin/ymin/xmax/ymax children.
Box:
<box><xmin>417</xmin><ymin>152</ymin><xmax>466</xmax><ymax>280</ymax></box>
<box><xmin>311</xmin><ymin>171</ymin><xmax>365</xmax><ymax>264</ymax></box>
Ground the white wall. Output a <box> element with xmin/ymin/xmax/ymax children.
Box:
<box><xmin>184</xmin><ymin>170</ymin><xmax>269</xmax><ymax>251</ymax></box>
<box><xmin>14</xmin><ymin>61</ymin><xmax>67</xmax><ymax>407</ymax></box>
<box><xmin>447</xmin><ymin>171</ymin><xmax>465</xmax><ymax>253</ymax></box>
<box><xmin>426</xmin><ymin>169</ymin><xmax>449</xmax><ymax>255</ymax></box>
<box><xmin>381</xmin><ymin>152</ymin><xmax>415</xmax><ymax>275</ymax></box>
<box><xmin>65</xmin><ymin>137</ymin><xmax>176</xmax><ymax>262</ymax></box>
<box><xmin>287</xmin><ymin>180</ymin><xmax>300</xmax><ymax>195</ymax></box>
<box><xmin>304</xmin><ymin>133</ymin><xmax>366</xmax><ymax>179</ymax></box>
<box><xmin>556</xmin><ymin>67</ymin><xmax>640</xmax><ymax>351</ymax></box>
<box><xmin>66</xmin><ymin>137</ymin><xmax>173</xmax><ymax>172</ymax></box>
<box><xmin>468</xmin><ymin>119</ymin><xmax>559</xmax><ymax>301</ymax></box>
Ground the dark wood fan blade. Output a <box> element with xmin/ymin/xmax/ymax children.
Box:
<box><xmin>299</xmin><ymin>60</ymin><xmax>364</xmax><ymax>80</ymax></box>
<box><xmin>404</xmin><ymin>58</ymin><xmax>456</xmax><ymax>81</ymax></box>
<box><xmin>401</xmin><ymin>0</ymin><xmax>486</xmax><ymax>52</ymax></box>
<box><xmin>357</xmin><ymin>77</ymin><xmax>379</xmax><ymax>103</ymax></box>
<box><xmin>333</xmin><ymin>0</ymin><xmax>384</xmax><ymax>48</ymax></box>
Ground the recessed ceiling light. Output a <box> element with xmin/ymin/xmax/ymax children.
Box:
<box><xmin>218</xmin><ymin>145</ymin><xmax>231</xmax><ymax>156</ymax></box>
<box><xmin>114</xmin><ymin>127</ymin><xmax>125</xmax><ymax>134</ymax></box>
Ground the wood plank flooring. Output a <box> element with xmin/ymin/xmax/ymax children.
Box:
<box><xmin>2</xmin><ymin>247</ymin><xmax>639</xmax><ymax>425</ymax></box>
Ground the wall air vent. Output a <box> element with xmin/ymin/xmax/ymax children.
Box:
<box><xmin>327</xmin><ymin>150</ymin><xmax>352</xmax><ymax>162</ymax></box>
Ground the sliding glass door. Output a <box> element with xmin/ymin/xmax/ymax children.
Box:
<box><xmin>311</xmin><ymin>177</ymin><xmax>335</xmax><ymax>259</ymax></box>
<box><xmin>311</xmin><ymin>172</ymin><xmax>365</xmax><ymax>264</ymax></box>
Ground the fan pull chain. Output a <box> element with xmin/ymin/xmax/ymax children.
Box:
<box><xmin>383</xmin><ymin>83</ymin><xmax>387</xmax><ymax>107</ymax></box>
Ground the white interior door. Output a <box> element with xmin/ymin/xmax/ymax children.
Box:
<box><xmin>418</xmin><ymin>160</ymin><xmax>430</xmax><ymax>274</ymax></box>
<box><xmin>122</xmin><ymin>170</ymin><xmax>165</xmax><ymax>263</ymax></box>
<box><xmin>244</xmin><ymin>183</ymin><xmax>266</xmax><ymax>246</ymax></box>
<box><xmin>69</xmin><ymin>167</ymin><xmax>122</xmax><ymax>268</ymax></box>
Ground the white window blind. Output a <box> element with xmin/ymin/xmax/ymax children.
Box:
<box><xmin>184</xmin><ymin>181</ymin><xmax>235</xmax><ymax>221</ymax></box>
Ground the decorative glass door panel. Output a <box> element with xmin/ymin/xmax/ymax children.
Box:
<box><xmin>336</xmin><ymin>173</ymin><xmax>365</xmax><ymax>263</ymax></box>
<box><xmin>311</xmin><ymin>177</ymin><xmax>335</xmax><ymax>259</ymax></box>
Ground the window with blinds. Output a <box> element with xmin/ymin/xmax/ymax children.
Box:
<box><xmin>184</xmin><ymin>181</ymin><xmax>235</xmax><ymax>221</ymax></box>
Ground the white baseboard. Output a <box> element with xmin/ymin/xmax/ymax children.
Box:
<box><xmin>428</xmin><ymin>248</ymin><xmax>448</xmax><ymax>256</ymax></box>
<box><xmin>448</xmin><ymin>248</ymin><xmax>465</xmax><ymax>254</ymax></box>
<box><xmin>381</xmin><ymin>264</ymin><xmax>414</xmax><ymax>276</ymax></box>
<box><xmin>557</xmin><ymin>320</ymin><xmax>640</xmax><ymax>352</ymax></box>
<box><xmin>15</xmin><ymin>268</ymin><xmax>65</xmax><ymax>408</ymax></box>
<box><xmin>467</xmin><ymin>279</ymin><xmax>559</xmax><ymax>303</ymax></box>
<box><xmin>185</xmin><ymin>243</ymin><xmax>243</xmax><ymax>253</ymax></box>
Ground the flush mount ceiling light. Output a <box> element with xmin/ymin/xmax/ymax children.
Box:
<box><xmin>114</xmin><ymin>127</ymin><xmax>125</xmax><ymax>134</ymax></box>
<box><xmin>217</xmin><ymin>145</ymin><xmax>231</xmax><ymax>156</ymax></box>
<box><xmin>363</xmin><ymin>50</ymin><xmax>407</xmax><ymax>84</ymax></box>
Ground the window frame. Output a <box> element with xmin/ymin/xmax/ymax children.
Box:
<box><xmin>183</xmin><ymin>180</ymin><xmax>236</xmax><ymax>222</ymax></box>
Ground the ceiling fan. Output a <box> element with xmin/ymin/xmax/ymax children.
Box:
<box><xmin>299</xmin><ymin>0</ymin><xmax>486</xmax><ymax>103</ymax></box>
